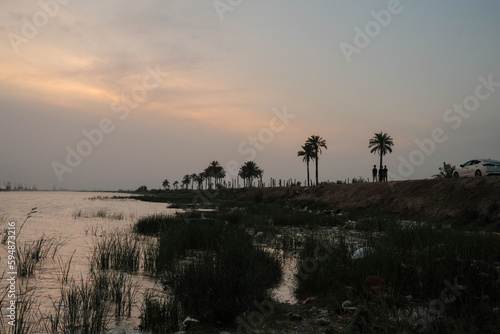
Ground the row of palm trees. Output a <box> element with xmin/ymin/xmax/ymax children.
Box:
<box><xmin>297</xmin><ymin>135</ymin><xmax>328</xmax><ymax>186</ymax></box>
<box><xmin>163</xmin><ymin>132</ymin><xmax>394</xmax><ymax>190</ymax></box>
<box><xmin>163</xmin><ymin>160</ymin><xmax>264</xmax><ymax>190</ymax></box>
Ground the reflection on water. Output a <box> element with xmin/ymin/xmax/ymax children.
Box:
<box><xmin>0</xmin><ymin>191</ymin><xmax>177</xmax><ymax>333</ymax></box>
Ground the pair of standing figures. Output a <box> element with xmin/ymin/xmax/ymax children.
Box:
<box><xmin>372</xmin><ymin>165</ymin><xmax>388</xmax><ymax>182</ymax></box>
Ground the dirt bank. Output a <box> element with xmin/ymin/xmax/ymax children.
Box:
<box><xmin>221</xmin><ymin>177</ymin><xmax>500</xmax><ymax>229</ymax></box>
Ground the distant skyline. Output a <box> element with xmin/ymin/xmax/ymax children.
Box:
<box><xmin>1</xmin><ymin>1</ymin><xmax>499</xmax><ymax>190</ymax></box>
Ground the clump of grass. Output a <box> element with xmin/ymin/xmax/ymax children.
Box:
<box><xmin>72</xmin><ymin>209</ymin><xmax>125</xmax><ymax>220</ymax></box>
<box><xmin>143</xmin><ymin>218</ymin><xmax>224</xmax><ymax>275</ymax></box>
<box><xmin>11</xmin><ymin>278</ymin><xmax>40</xmax><ymax>334</ymax></box>
<box><xmin>16</xmin><ymin>235</ymin><xmax>67</xmax><ymax>277</ymax></box>
<box><xmin>89</xmin><ymin>230</ymin><xmax>142</xmax><ymax>273</ymax></box>
<box><xmin>57</xmin><ymin>252</ymin><xmax>75</xmax><ymax>285</ymax></box>
<box><xmin>142</xmin><ymin>223</ymin><xmax>282</xmax><ymax>328</ymax></box>
<box><xmin>140</xmin><ymin>291</ymin><xmax>180</xmax><ymax>333</ymax></box>
<box><xmin>45</xmin><ymin>267</ymin><xmax>140</xmax><ymax>333</ymax></box>
<box><xmin>92</xmin><ymin>270</ymin><xmax>140</xmax><ymax>317</ymax></box>
<box><xmin>95</xmin><ymin>208</ymin><xmax>107</xmax><ymax>218</ymax></box>
<box><xmin>88</xmin><ymin>196</ymin><xmax>111</xmax><ymax>200</ymax></box>
<box><xmin>49</xmin><ymin>274</ymin><xmax>112</xmax><ymax>333</ymax></box>
<box><xmin>133</xmin><ymin>213</ymin><xmax>182</xmax><ymax>236</ymax></box>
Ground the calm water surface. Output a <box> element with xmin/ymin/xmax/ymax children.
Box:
<box><xmin>0</xmin><ymin>191</ymin><xmax>178</xmax><ymax>333</ymax></box>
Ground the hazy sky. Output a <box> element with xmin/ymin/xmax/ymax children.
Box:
<box><xmin>1</xmin><ymin>1</ymin><xmax>499</xmax><ymax>190</ymax></box>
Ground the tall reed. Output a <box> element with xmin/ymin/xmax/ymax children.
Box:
<box><xmin>11</xmin><ymin>278</ymin><xmax>40</xmax><ymax>334</ymax></box>
<box><xmin>140</xmin><ymin>220</ymin><xmax>282</xmax><ymax>328</ymax></box>
<box><xmin>89</xmin><ymin>230</ymin><xmax>142</xmax><ymax>273</ymax></box>
<box><xmin>16</xmin><ymin>235</ymin><xmax>67</xmax><ymax>277</ymax></box>
<box><xmin>140</xmin><ymin>291</ymin><xmax>180</xmax><ymax>333</ymax></box>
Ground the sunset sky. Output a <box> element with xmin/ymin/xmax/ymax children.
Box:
<box><xmin>1</xmin><ymin>1</ymin><xmax>499</xmax><ymax>190</ymax></box>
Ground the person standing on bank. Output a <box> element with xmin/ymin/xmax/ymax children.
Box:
<box><xmin>372</xmin><ymin>165</ymin><xmax>377</xmax><ymax>182</ymax></box>
<box><xmin>383</xmin><ymin>165</ymin><xmax>388</xmax><ymax>182</ymax></box>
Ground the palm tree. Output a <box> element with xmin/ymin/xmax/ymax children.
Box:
<box><xmin>297</xmin><ymin>144</ymin><xmax>316</xmax><ymax>186</ymax></box>
<box><xmin>190</xmin><ymin>173</ymin><xmax>197</xmax><ymax>190</ymax></box>
<box><xmin>238</xmin><ymin>161</ymin><xmax>263</xmax><ymax>187</ymax></box>
<box><xmin>182</xmin><ymin>174</ymin><xmax>191</xmax><ymax>189</ymax></box>
<box><xmin>196</xmin><ymin>172</ymin><xmax>205</xmax><ymax>189</ymax></box>
<box><xmin>162</xmin><ymin>179</ymin><xmax>170</xmax><ymax>190</ymax></box>
<box><xmin>173</xmin><ymin>181</ymin><xmax>179</xmax><ymax>190</ymax></box>
<box><xmin>204</xmin><ymin>161</ymin><xmax>224</xmax><ymax>188</ymax></box>
<box><xmin>368</xmin><ymin>132</ymin><xmax>394</xmax><ymax>182</ymax></box>
<box><xmin>306</xmin><ymin>135</ymin><xmax>327</xmax><ymax>186</ymax></box>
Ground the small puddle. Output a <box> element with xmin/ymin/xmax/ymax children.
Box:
<box><xmin>271</xmin><ymin>255</ymin><xmax>298</xmax><ymax>304</ymax></box>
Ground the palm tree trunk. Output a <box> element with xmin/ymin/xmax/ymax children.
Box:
<box><xmin>306</xmin><ymin>160</ymin><xmax>310</xmax><ymax>186</ymax></box>
<box><xmin>379</xmin><ymin>151</ymin><xmax>383</xmax><ymax>182</ymax></box>
<box><xmin>315</xmin><ymin>156</ymin><xmax>319</xmax><ymax>185</ymax></box>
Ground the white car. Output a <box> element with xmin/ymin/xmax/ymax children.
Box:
<box><xmin>453</xmin><ymin>159</ymin><xmax>500</xmax><ymax>178</ymax></box>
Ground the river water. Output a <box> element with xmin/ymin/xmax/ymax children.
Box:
<box><xmin>0</xmin><ymin>191</ymin><xmax>297</xmax><ymax>333</ymax></box>
<box><xmin>0</xmin><ymin>191</ymin><xmax>177</xmax><ymax>333</ymax></box>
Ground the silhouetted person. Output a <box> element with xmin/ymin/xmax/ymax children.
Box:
<box><xmin>372</xmin><ymin>165</ymin><xmax>377</xmax><ymax>182</ymax></box>
<box><xmin>383</xmin><ymin>165</ymin><xmax>388</xmax><ymax>181</ymax></box>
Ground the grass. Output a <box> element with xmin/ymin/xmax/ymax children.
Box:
<box><xmin>72</xmin><ymin>208</ymin><xmax>125</xmax><ymax>220</ymax></box>
<box><xmin>89</xmin><ymin>229</ymin><xmax>142</xmax><ymax>273</ymax></box>
<box><xmin>140</xmin><ymin>291</ymin><xmax>180</xmax><ymax>333</ymax></box>
<box><xmin>142</xmin><ymin>217</ymin><xmax>226</xmax><ymax>275</ymax></box>
<box><xmin>133</xmin><ymin>213</ymin><xmax>183</xmax><ymax>236</ymax></box>
<box><xmin>53</xmin><ymin>274</ymin><xmax>112</xmax><ymax>333</ymax></box>
<box><xmin>45</xmin><ymin>268</ymin><xmax>141</xmax><ymax>333</ymax></box>
<box><xmin>295</xmin><ymin>221</ymin><xmax>500</xmax><ymax>333</ymax></box>
<box><xmin>165</xmin><ymin>227</ymin><xmax>282</xmax><ymax>324</ymax></box>
<box><xmin>16</xmin><ymin>235</ymin><xmax>67</xmax><ymax>277</ymax></box>
<box><xmin>12</xmin><ymin>279</ymin><xmax>40</xmax><ymax>334</ymax></box>
<box><xmin>138</xmin><ymin>211</ymin><xmax>283</xmax><ymax>328</ymax></box>
<box><xmin>6</xmin><ymin>192</ymin><xmax>500</xmax><ymax>333</ymax></box>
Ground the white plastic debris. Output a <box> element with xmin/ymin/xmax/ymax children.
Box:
<box><xmin>351</xmin><ymin>247</ymin><xmax>375</xmax><ymax>260</ymax></box>
<box><xmin>341</xmin><ymin>300</ymin><xmax>357</xmax><ymax>311</ymax></box>
<box><xmin>182</xmin><ymin>316</ymin><xmax>200</xmax><ymax>328</ymax></box>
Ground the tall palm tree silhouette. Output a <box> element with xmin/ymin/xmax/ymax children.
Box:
<box><xmin>182</xmin><ymin>174</ymin><xmax>191</xmax><ymax>189</ymax></box>
<box><xmin>205</xmin><ymin>161</ymin><xmax>224</xmax><ymax>188</ymax></box>
<box><xmin>368</xmin><ymin>132</ymin><xmax>394</xmax><ymax>181</ymax></box>
<box><xmin>306</xmin><ymin>135</ymin><xmax>327</xmax><ymax>185</ymax></box>
<box><xmin>238</xmin><ymin>161</ymin><xmax>263</xmax><ymax>187</ymax></box>
<box><xmin>196</xmin><ymin>172</ymin><xmax>205</xmax><ymax>189</ymax></box>
<box><xmin>297</xmin><ymin>144</ymin><xmax>316</xmax><ymax>186</ymax></box>
<box><xmin>190</xmin><ymin>173</ymin><xmax>197</xmax><ymax>190</ymax></box>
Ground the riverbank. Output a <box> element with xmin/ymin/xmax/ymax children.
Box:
<box><xmin>217</xmin><ymin>177</ymin><xmax>500</xmax><ymax>230</ymax></box>
<box><xmin>125</xmin><ymin>184</ymin><xmax>500</xmax><ymax>332</ymax></box>
<box><xmin>130</xmin><ymin>192</ymin><xmax>500</xmax><ymax>333</ymax></box>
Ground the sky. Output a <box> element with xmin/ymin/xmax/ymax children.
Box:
<box><xmin>1</xmin><ymin>0</ymin><xmax>499</xmax><ymax>191</ymax></box>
